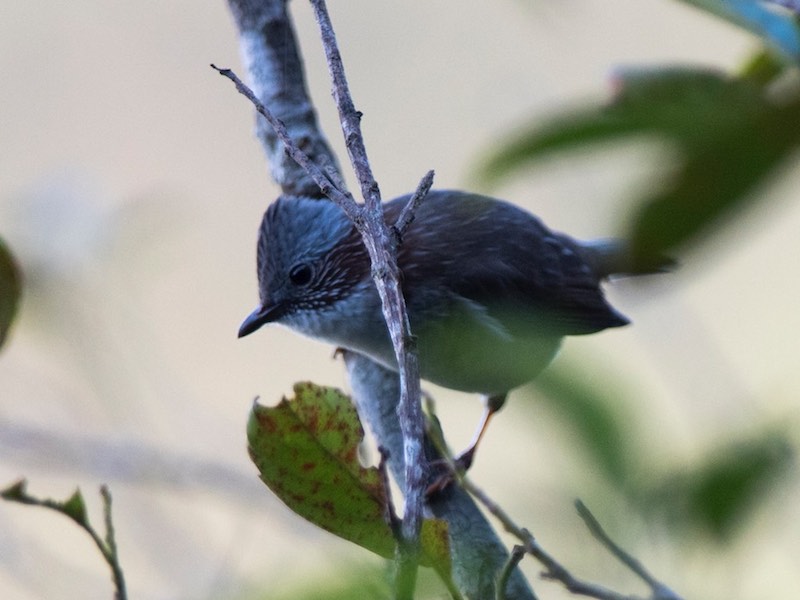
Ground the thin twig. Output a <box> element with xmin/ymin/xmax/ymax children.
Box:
<box><xmin>461</xmin><ymin>477</ymin><xmax>635</xmax><ymax>600</ymax></box>
<box><xmin>308</xmin><ymin>2</ymin><xmax>428</xmax><ymax>597</ymax></box>
<box><xmin>496</xmin><ymin>545</ymin><xmax>526</xmax><ymax>600</ymax></box>
<box><xmin>575</xmin><ymin>501</ymin><xmax>683</xmax><ymax>600</ymax></box>
<box><xmin>420</xmin><ymin>447</ymin><xmax>679</xmax><ymax>600</ymax></box>
<box><xmin>210</xmin><ymin>65</ymin><xmax>361</xmax><ymax>223</ymax></box>
<box><xmin>424</xmin><ymin>396</ymin><xmax>683</xmax><ymax>599</ymax></box>
<box><xmin>216</xmin><ymin>7</ymin><xmax>429</xmax><ymax>594</ymax></box>
<box><xmin>1</xmin><ymin>480</ymin><xmax>128</xmax><ymax>600</ymax></box>
<box><xmin>308</xmin><ymin>0</ymin><xmax>380</xmax><ymax>210</ymax></box>
<box><xmin>393</xmin><ymin>170</ymin><xmax>435</xmax><ymax>241</ymax></box>
<box><xmin>100</xmin><ymin>486</ymin><xmax>127</xmax><ymax>600</ymax></box>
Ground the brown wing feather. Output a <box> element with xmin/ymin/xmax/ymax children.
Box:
<box><xmin>387</xmin><ymin>191</ymin><xmax>628</xmax><ymax>336</ymax></box>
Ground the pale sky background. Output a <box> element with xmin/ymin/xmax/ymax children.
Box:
<box><xmin>1</xmin><ymin>1</ymin><xmax>798</xmax><ymax>599</ymax></box>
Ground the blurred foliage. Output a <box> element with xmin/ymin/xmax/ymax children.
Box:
<box><xmin>480</xmin><ymin>65</ymin><xmax>800</xmax><ymax>270</ymax></box>
<box><xmin>644</xmin><ymin>429</ymin><xmax>795</xmax><ymax>541</ymax></box>
<box><xmin>235</xmin><ymin>562</ymin><xmax>447</xmax><ymax>600</ymax></box>
<box><xmin>247</xmin><ymin>383</ymin><xmax>453</xmax><ymax>583</ymax></box>
<box><xmin>527</xmin><ymin>363</ymin><xmax>796</xmax><ymax>544</ymax></box>
<box><xmin>479</xmin><ymin>0</ymin><xmax>800</xmax><ymax>552</ymax></box>
<box><xmin>0</xmin><ymin>237</ymin><xmax>21</xmax><ymax>350</ymax></box>
<box><xmin>532</xmin><ymin>364</ymin><xmax>636</xmax><ymax>488</ymax></box>
<box><xmin>243</xmin><ymin>2</ymin><xmax>800</xmax><ymax>590</ymax></box>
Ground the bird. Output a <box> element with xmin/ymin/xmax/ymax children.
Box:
<box><xmin>239</xmin><ymin>190</ymin><xmax>657</xmax><ymax>468</ymax></box>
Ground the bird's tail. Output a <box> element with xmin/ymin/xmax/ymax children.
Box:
<box><xmin>578</xmin><ymin>238</ymin><xmax>675</xmax><ymax>279</ymax></box>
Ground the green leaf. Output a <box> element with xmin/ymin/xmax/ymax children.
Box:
<box><xmin>247</xmin><ymin>382</ymin><xmax>452</xmax><ymax>578</ymax></box>
<box><xmin>480</xmin><ymin>68</ymin><xmax>759</xmax><ymax>185</ymax></box>
<box><xmin>248</xmin><ymin>382</ymin><xmax>396</xmax><ymax>559</ymax></box>
<box><xmin>626</xmin><ymin>75</ymin><xmax>800</xmax><ymax>270</ymax></box>
<box><xmin>0</xmin><ymin>479</ymin><xmax>28</xmax><ymax>501</ymax></box>
<box><xmin>643</xmin><ymin>429</ymin><xmax>795</xmax><ymax>542</ymax></box>
<box><xmin>0</xmin><ymin>237</ymin><xmax>21</xmax><ymax>350</ymax></box>
<box><xmin>479</xmin><ymin>68</ymin><xmax>800</xmax><ymax>270</ymax></box>
<box><xmin>739</xmin><ymin>48</ymin><xmax>790</xmax><ymax>85</ymax></box>
<box><xmin>62</xmin><ymin>489</ymin><xmax>89</xmax><ymax>525</ymax></box>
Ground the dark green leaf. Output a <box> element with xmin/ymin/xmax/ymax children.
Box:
<box><xmin>62</xmin><ymin>489</ymin><xmax>88</xmax><ymax>525</ymax></box>
<box><xmin>0</xmin><ymin>479</ymin><xmax>28</xmax><ymax>501</ymax></box>
<box><xmin>629</xmin><ymin>92</ymin><xmax>800</xmax><ymax>270</ymax></box>
<box><xmin>0</xmin><ymin>237</ymin><xmax>21</xmax><ymax>350</ymax></box>
<box><xmin>479</xmin><ymin>68</ymin><xmax>753</xmax><ymax>185</ymax></box>
<box><xmin>643</xmin><ymin>429</ymin><xmax>794</xmax><ymax>542</ymax></box>
<box><xmin>478</xmin><ymin>68</ymin><xmax>800</xmax><ymax>271</ymax></box>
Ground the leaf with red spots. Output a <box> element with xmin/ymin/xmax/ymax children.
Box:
<box><xmin>247</xmin><ymin>382</ymin><xmax>453</xmax><ymax>580</ymax></box>
<box><xmin>248</xmin><ymin>382</ymin><xmax>395</xmax><ymax>558</ymax></box>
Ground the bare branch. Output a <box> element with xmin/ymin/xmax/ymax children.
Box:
<box><xmin>425</xmin><ymin>430</ymin><xmax>682</xmax><ymax>600</ymax></box>
<box><xmin>459</xmin><ymin>475</ymin><xmax>637</xmax><ymax>599</ymax></box>
<box><xmin>308</xmin><ymin>0</ymin><xmax>381</xmax><ymax>209</ymax></box>
<box><xmin>223</xmin><ymin>1</ymin><xmax>429</xmax><ymax>594</ymax></box>
<box><xmin>496</xmin><ymin>545</ymin><xmax>527</xmax><ymax>600</ymax></box>
<box><xmin>211</xmin><ymin>65</ymin><xmax>360</xmax><ymax>222</ymax></box>
<box><xmin>393</xmin><ymin>170</ymin><xmax>435</xmax><ymax>241</ymax></box>
<box><xmin>575</xmin><ymin>501</ymin><xmax>683</xmax><ymax>600</ymax></box>
<box><xmin>308</xmin><ymin>2</ymin><xmax>428</xmax><ymax>592</ymax></box>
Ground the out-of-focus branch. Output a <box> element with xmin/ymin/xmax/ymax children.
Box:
<box><xmin>574</xmin><ymin>501</ymin><xmax>683</xmax><ymax>600</ymax></box>
<box><xmin>226</xmin><ymin>0</ymin><xmax>340</xmax><ymax>197</ymax></box>
<box><xmin>224</xmin><ymin>0</ymin><xmax>427</xmax><ymax>595</ymax></box>
<box><xmin>343</xmin><ymin>351</ymin><xmax>537</xmax><ymax>600</ymax></box>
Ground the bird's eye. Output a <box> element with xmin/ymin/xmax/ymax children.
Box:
<box><xmin>288</xmin><ymin>263</ymin><xmax>313</xmax><ymax>287</ymax></box>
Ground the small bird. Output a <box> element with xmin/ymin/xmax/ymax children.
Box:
<box><xmin>239</xmin><ymin>190</ymin><xmax>654</xmax><ymax>466</ymax></box>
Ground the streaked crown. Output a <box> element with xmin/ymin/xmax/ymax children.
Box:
<box><xmin>256</xmin><ymin>196</ymin><xmax>369</xmax><ymax>318</ymax></box>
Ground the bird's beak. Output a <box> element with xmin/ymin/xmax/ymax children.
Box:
<box><xmin>238</xmin><ymin>303</ymin><xmax>284</xmax><ymax>338</ymax></box>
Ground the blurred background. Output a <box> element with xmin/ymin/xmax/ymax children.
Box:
<box><xmin>1</xmin><ymin>1</ymin><xmax>798</xmax><ymax>598</ymax></box>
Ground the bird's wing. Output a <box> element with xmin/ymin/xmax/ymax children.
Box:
<box><xmin>391</xmin><ymin>191</ymin><xmax>629</xmax><ymax>336</ymax></box>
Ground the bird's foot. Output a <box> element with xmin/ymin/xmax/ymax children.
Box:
<box><xmin>424</xmin><ymin>447</ymin><xmax>475</xmax><ymax>496</ymax></box>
